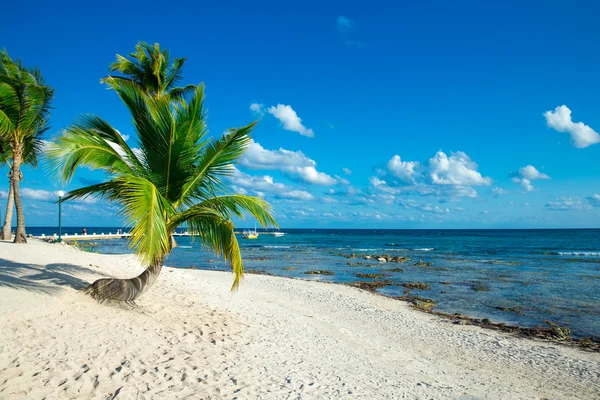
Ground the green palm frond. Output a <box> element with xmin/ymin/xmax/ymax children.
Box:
<box><xmin>168</xmin><ymin>206</ymin><xmax>244</xmax><ymax>290</ymax></box>
<box><xmin>46</xmin><ymin>114</ymin><xmax>142</xmax><ymax>182</ymax></box>
<box><xmin>177</xmin><ymin>122</ymin><xmax>255</xmax><ymax>207</ymax></box>
<box><xmin>198</xmin><ymin>195</ymin><xmax>278</xmax><ymax>228</ymax></box>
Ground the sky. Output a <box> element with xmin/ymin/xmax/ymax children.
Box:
<box><xmin>1</xmin><ymin>0</ymin><xmax>600</xmax><ymax>229</ymax></box>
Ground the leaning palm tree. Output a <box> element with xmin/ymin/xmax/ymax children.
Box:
<box><xmin>0</xmin><ymin>50</ymin><xmax>53</xmax><ymax>243</ymax></box>
<box><xmin>47</xmin><ymin>45</ymin><xmax>276</xmax><ymax>303</ymax></box>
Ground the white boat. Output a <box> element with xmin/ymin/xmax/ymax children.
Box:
<box><xmin>273</xmin><ymin>231</ymin><xmax>286</xmax><ymax>237</ymax></box>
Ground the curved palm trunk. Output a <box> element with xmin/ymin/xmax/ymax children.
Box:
<box><xmin>1</xmin><ymin>180</ymin><xmax>14</xmax><ymax>240</ymax></box>
<box><xmin>11</xmin><ymin>145</ymin><xmax>26</xmax><ymax>244</ymax></box>
<box><xmin>84</xmin><ymin>257</ymin><xmax>164</xmax><ymax>303</ymax></box>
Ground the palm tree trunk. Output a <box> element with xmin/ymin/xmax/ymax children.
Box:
<box><xmin>1</xmin><ymin>180</ymin><xmax>14</xmax><ymax>240</ymax></box>
<box><xmin>11</xmin><ymin>144</ymin><xmax>26</xmax><ymax>244</ymax></box>
<box><xmin>84</xmin><ymin>257</ymin><xmax>164</xmax><ymax>303</ymax></box>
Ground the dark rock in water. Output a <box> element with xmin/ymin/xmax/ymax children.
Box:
<box><xmin>355</xmin><ymin>273</ymin><xmax>386</xmax><ymax>279</ymax></box>
<box><xmin>350</xmin><ymin>280</ymin><xmax>390</xmax><ymax>292</ymax></box>
<box><xmin>482</xmin><ymin>318</ymin><xmax>492</xmax><ymax>324</ymax></box>
<box><xmin>400</xmin><ymin>282</ymin><xmax>431</xmax><ymax>290</ymax></box>
<box><xmin>347</xmin><ymin>261</ymin><xmax>369</xmax><ymax>267</ymax></box>
<box><xmin>471</xmin><ymin>284</ymin><xmax>490</xmax><ymax>292</ymax></box>
<box><xmin>440</xmin><ymin>281</ymin><xmax>451</xmax><ymax>285</ymax></box>
<box><xmin>544</xmin><ymin>321</ymin><xmax>571</xmax><ymax>339</ymax></box>
<box><xmin>282</xmin><ymin>266</ymin><xmax>296</xmax><ymax>271</ymax></box>
<box><xmin>388</xmin><ymin>268</ymin><xmax>404</xmax><ymax>273</ymax></box>
<box><xmin>414</xmin><ymin>260</ymin><xmax>433</xmax><ymax>267</ymax></box>
<box><xmin>305</xmin><ymin>270</ymin><xmax>335</xmax><ymax>275</ymax></box>
<box><xmin>494</xmin><ymin>305</ymin><xmax>522</xmax><ymax>313</ymax></box>
<box><xmin>440</xmin><ymin>291</ymin><xmax>447</xmax><ymax>294</ymax></box>
<box><xmin>396</xmin><ymin>296</ymin><xmax>435</xmax><ymax>309</ymax></box>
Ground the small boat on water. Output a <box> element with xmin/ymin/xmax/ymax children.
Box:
<box><xmin>242</xmin><ymin>225</ymin><xmax>259</xmax><ymax>239</ymax></box>
<box><xmin>273</xmin><ymin>231</ymin><xmax>286</xmax><ymax>237</ymax></box>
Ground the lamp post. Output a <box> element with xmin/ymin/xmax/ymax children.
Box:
<box><xmin>57</xmin><ymin>190</ymin><xmax>65</xmax><ymax>242</ymax></box>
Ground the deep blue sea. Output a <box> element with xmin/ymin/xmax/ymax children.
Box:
<box><xmin>28</xmin><ymin>227</ymin><xmax>600</xmax><ymax>338</ymax></box>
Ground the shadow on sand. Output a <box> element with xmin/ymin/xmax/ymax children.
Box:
<box><xmin>0</xmin><ymin>257</ymin><xmax>107</xmax><ymax>295</ymax></box>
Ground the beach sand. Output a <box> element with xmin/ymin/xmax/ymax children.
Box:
<box><xmin>0</xmin><ymin>240</ymin><xmax>598</xmax><ymax>399</ymax></box>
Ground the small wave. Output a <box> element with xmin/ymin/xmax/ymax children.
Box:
<box><xmin>558</xmin><ymin>251</ymin><xmax>600</xmax><ymax>256</ymax></box>
<box><xmin>179</xmin><ymin>246</ymin><xmax>193</xmax><ymax>249</ymax></box>
<box><xmin>264</xmin><ymin>245</ymin><xmax>291</xmax><ymax>249</ymax></box>
<box><xmin>414</xmin><ymin>248</ymin><xmax>434</xmax><ymax>251</ymax></box>
<box><xmin>476</xmin><ymin>259</ymin><xmax>520</xmax><ymax>266</ymax></box>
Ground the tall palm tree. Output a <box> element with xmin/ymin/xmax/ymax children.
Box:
<box><xmin>0</xmin><ymin>50</ymin><xmax>53</xmax><ymax>243</ymax></box>
<box><xmin>0</xmin><ymin>136</ymin><xmax>44</xmax><ymax>240</ymax></box>
<box><xmin>47</xmin><ymin>43</ymin><xmax>277</xmax><ymax>303</ymax></box>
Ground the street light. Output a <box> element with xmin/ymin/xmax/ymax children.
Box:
<box><xmin>57</xmin><ymin>190</ymin><xmax>65</xmax><ymax>242</ymax></box>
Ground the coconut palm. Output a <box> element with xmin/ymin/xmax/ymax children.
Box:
<box><xmin>102</xmin><ymin>41</ymin><xmax>196</xmax><ymax>100</ymax></box>
<box><xmin>47</xmin><ymin>44</ymin><xmax>277</xmax><ymax>303</ymax></box>
<box><xmin>0</xmin><ymin>50</ymin><xmax>53</xmax><ymax>243</ymax></box>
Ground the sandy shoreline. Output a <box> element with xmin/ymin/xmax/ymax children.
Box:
<box><xmin>0</xmin><ymin>240</ymin><xmax>599</xmax><ymax>399</ymax></box>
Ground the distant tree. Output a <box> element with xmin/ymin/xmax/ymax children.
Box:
<box><xmin>47</xmin><ymin>42</ymin><xmax>277</xmax><ymax>302</ymax></box>
<box><xmin>0</xmin><ymin>50</ymin><xmax>53</xmax><ymax>243</ymax></box>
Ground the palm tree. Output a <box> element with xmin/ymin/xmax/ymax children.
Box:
<box><xmin>47</xmin><ymin>43</ymin><xmax>277</xmax><ymax>303</ymax></box>
<box><xmin>0</xmin><ymin>50</ymin><xmax>53</xmax><ymax>243</ymax></box>
<box><xmin>0</xmin><ymin>136</ymin><xmax>44</xmax><ymax>240</ymax></box>
<box><xmin>102</xmin><ymin>41</ymin><xmax>196</xmax><ymax>100</ymax></box>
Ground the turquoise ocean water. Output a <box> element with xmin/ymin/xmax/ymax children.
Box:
<box><xmin>27</xmin><ymin>228</ymin><xmax>600</xmax><ymax>338</ymax></box>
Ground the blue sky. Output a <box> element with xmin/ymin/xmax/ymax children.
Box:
<box><xmin>1</xmin><ymin>0</ymin><xmax>600</xmax><ymax>228</ymax></box>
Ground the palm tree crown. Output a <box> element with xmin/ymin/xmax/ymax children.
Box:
<box><xmin>47</xmin><ymin>43</ymin><xmax>276</xmax><ymax>296</ymax></box>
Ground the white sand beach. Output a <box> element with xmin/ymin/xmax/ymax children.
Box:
<box><xmin>0</xmin><ymin>240</ymin><xmax>598</xmax><ymax>399</ymax></box>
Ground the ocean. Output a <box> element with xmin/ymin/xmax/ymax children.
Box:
<box><xmin>26</xmin><ymin>227</ymin><xmax>600</xmax><ymax>338</ymax></box>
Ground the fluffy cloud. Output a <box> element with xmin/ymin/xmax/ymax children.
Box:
<box><xmin>510</xmin><ymin>165</ymin><xmax>550</xmax><ymax>192</ymax></box>
<box><xmin>370</xmin><ymin>150</ymin><xmax>489</xmax><ymax>200</ymax></box>
<box><xmin>492</xmin><ymin>187</ymin><xmax>508</xmax><ymax>196</ymax></box>
<box><xmin>229</xmin><ymin>168</ymin><xmax>314</xmax><ymax>201</ymax></box>
<box><xmin>342</xmin><ymin>167</ymin><xmax>352</xmax><ymax>175</ymax></box>
<box><xmin>587</xmin><ymin>194</ymin><xmax>600</xmax><ymax>207</ymax></box>
<box><xmin>544</xmin><ymin>105</ymin><xmax>600</xmax><ymax>148</ymax></box>
<box><xmin>20</xmin><ymin>188</ymin><xmax>59</xmax><ymax>201</ymax></box>
<box><xmin>387</xmin><ymin>155</ymin><xmax>419</xmax><ymax>182</ymax></box>
<box><xmin>249</xmin><ymin>103</ymin><xmax>265</xmax><ymax>116</ymax></box>
<box><xmin>0</xmin><ymin>190</ymin><xmax>8</xmax><ymax>198</ymax></box>
<box><xmin>267</xmin><ymin>104</ymin><xmax>314</xmax><ymax>137</ymax></box>
<box><xmin>418</xmin><ymin>204</ymin><xmax>450</xmax><ymax>214</ymax></box>
<box><xmin>545</xmin><ymin>196</ymin><xmax>589</xmax><ymax>211</ymax></box>
<box><xmin>429</xmin><ymin>151</ymin><xmax>491</xmax><ymax>186</ymax></box>
<box><xmin>239</xmin><ymin>141</ymin><xmax>336</xmax><ymax>185</ymax></box>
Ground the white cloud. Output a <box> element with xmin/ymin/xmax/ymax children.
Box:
<box><xmin>20</xmin><ymin>188</ymin><xmax>58</xmax><ymax>201</ymax></box>
<box><xmin>267</xmin><ymin>104</ymin><xmax>314</xmax><ymax>137</ymax></box>
<box><xmin>229</xmin><ymin>167</ymin><xmax>314</xmax><ymax>201</ymax></box>
<box><xmin>545</xmin><ymin>196</ymin><xmax>590</xmax><ymax>211</ymax></box>
<box><xmin>544</xmin><ymin>105</ymin><xmax>600</xmax><ymax>148</ymax></box>
<box><xmin>419</xmin><ymin>204</ymin><xmax>450</xmax><ymax>214</ymax></box>
<box><xmin>517</xmin><ymin>165</ymin><xmax>550</xmax><ymax>180</ymax></box>
<box><xmin>492</xmin><ymin>187</ymin><xmax>508</xmax><ymax>196</ymax></box>
<box><xmin>387</xmin><ymin>155</ymin><xmax>419</xmax><ymax>182</ymax></box>
<box><xmin>429</xmin><ymin>151</ymin><xmax>491</xmax><ymax>186</ymax></box>
<box><xmin>587</xmin><ymin>194</ymin><xmax>600</xmax><ymax>207</ymax></box>
<box><xmin>249</xmin><ymin>103</ymin><xmax>265</xmax><ymax>116</ymax></box>
<box><xmin>342</xmin><ymin>167</ymin><xmax>352</xmax><ymax>175</ymax></box>
<box><xmin>240</xmin><ymin>141</ymin><xmax>336</xmax><ymax>185</ymax></box>
<box><xmin>510</xmin><ymin>165</ymin><xmax>550</xmax><ymax>192</ymax></box>
<box><xmin>115</xmin><ymin>129</ymin><xmax>129</xmax><ymax>141</ymax></box>
<box><xmin>0</xmin><ymin>190</ymin><xmax>7</xmax><ymax>199</ymax></box>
